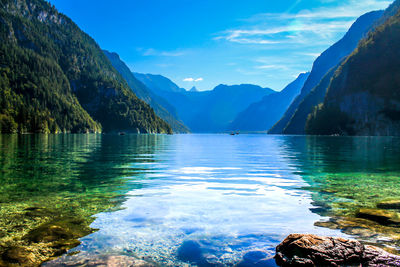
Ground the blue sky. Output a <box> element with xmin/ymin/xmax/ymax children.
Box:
<box><xmin>49</xmin><ymin>0</ymin><xmax>391</xmax><ymax>91</ymax></box>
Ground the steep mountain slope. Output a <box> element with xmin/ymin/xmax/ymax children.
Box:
<box><xmin>104</xmin><ymin>51</ymin><xmax>189</xmax><ymax>133</ymax></box>
<box><xmin>145</xmin><ymin>81</ymin><xmax>275</xmax><ymax>132</ymax></box>
<box><xmin>189</xmin><ymin>84</ymin><xmax>275</xmax><ymax>132</ymax></box>
<box><xmin>228</xmin><ymin>72</ymin><xmax>309</xmax><ymax>132</ymax></box>
<box><xmin>0</xmin><ymin>0</ymin><xmax>171</xmax><ymax>133</ymax></box>
<box><xmin>269</xmin><ymin>10</ymin><xmax>384</xmax><ymax>134</ymax></box>
<box><xmin>134</xmin><ymin>73</ymin><xmax>186</xmax><ymax>93</ymax></box>
<box><xmin>283</xmin><ymin>67</ymin><xmax>338</xmax><ymax>135</ymax></box>
<box><xmin>306</xmin><ymin>3</ymin><xmax>400</xmax><ymax>136</ymax></box>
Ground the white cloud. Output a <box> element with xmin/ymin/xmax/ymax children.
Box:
<box><xmin>219</xmin><ymin>20</ymin><xmax>354</xmax><ymax>45</ymax></box>
<box><xmin>255</xmin><ymin>65</ymin><xmax>288</xmax><ymax>70</ymax></box>
<box><xmin>300</xmin><ymin>52</ymin><xmax>321</xmax><ymax>58</ymax></box>
<box><xmin>140</xmin><ymin>48</ymin><xmax>186</xmax><ymax>57</ymax></box>
<box><xmin>246</xmin><ymin>0</ymin><xmax>391</xmax><ymax>21</ymax></box>
<box><xmin>183</xmin><ymin>77</ymin><xmax>204</xmax><ymax>82</ymax></box>
<box><xmin>215</xmin><ymin>0</ymin><xmax>391</xmax><ymax>46</ymax></box>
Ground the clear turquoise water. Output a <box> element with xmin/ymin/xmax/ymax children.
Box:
<box><xmin>1</xmin><ymin>134</ymin><xmax>400</xmax><ymax>266</ymax></box>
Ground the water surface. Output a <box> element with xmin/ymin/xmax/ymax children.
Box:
<box><xmin>1</xmin><ymin>134</ymin><xmax>400</xmax><ymax>266</ymax></box>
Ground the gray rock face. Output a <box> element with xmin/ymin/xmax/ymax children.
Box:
<box><xmin>275</xmin><ymin>234</ymin><xmax>400</xmax><ymax>266</ymax></box>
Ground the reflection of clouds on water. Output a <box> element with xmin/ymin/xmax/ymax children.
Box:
<box><xmin>47</xmin><ymin>134</ymin><xmax>347</xmax><ymax>266</ymax></box>
<box><xmin>173</xmin><ymin>166</ymin><xmax>242</xmax><ymax>174</ymax></box>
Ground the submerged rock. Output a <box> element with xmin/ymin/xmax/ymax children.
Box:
<box><xmin>356</xmin><ymin>208</ymin><xmax>400</xmax><ymax>225</ymax></box>
<box><xmin>177</xmin><ymin>240</ymin><xmax>222</xmax><ymax>266</ymax></box>
<box><xmin>177</xmin><ymin>240</ymin><xmax>203</xmax><ymax>263</ymax></box>
<box><xmin>275</xmin><ymin>234</ymin><xmax>400</xmax><ymax>266</ymax></box>
<box><xmin>377</xmin><ymin>200</ymin><xmax>400</xmax><ymax>210</ymax></box>
<box><xmin>44</xmin><ymin>254</ymin><xmax>154</xmax><ymax>266</ymax></box>
<box><xmin>1</xmin><ymin>247</ymin><xmax>36</xmax><ymax>266</ymax></box>
<box><xmin>0</xmin><ymin>217</ymin><xmax>95</xmax><ymax>266</ymax></box>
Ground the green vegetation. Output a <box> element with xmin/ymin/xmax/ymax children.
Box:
<box><xmin>104</xmin><ymin>51</ymin><xmax>189</xmax><ymax>133</ymax></box>
<box><xmin>306</xmin><ymin>104</ymin><xmax>354</xmax><ymax>135</ymax></box>
<box><xmin>306</xmin><ymin>4</ymin><xmax>400</xmax><ymax>136</ymax></box>
<box><xmin>0</xmin><ymin>0</ymin><xmax>171</xmax><ymax>134</ymax></box>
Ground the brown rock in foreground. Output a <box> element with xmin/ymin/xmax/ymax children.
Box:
<box><xmin>275</xmin><ymin>234</ymin><xmax>400</xmax><ymax>266</ymax></box>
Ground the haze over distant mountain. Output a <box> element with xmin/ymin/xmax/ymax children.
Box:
<box><xmin>104</xmin><ymin>51</ymin><xmax>189</xmax><ymax>133</ymax></box>
<box><xmin>0</xmin><ymin>0</ymin><xmax>171</xmax><ymax>134</ymax></box>
<box><xmin>269</xmin><ymin>10</ymin><xmax>384</xmax><ymax>135</ymax></box>
<box><xmin>136</xmin><ymin>77</ymin><xmax>275</xmax><ymax>132</ymax></box>
<box><xmin>190</xmin><ymin>86</ymin><xmax>198</xmax><ymax>92</ymax></box>
<box><xmin>306</xmin><ymin>0</ymin><xmax>400</xmax><ymax>136</ymax></box>
<box><xmin>134</xmin><ymin>73</ymin><xmax>187</xmax><ymax>93</ymax></box>
<box><xmin>228</xmin><ymin>72</ymin><xmax>309</xmax><ymax>132</ymax></box>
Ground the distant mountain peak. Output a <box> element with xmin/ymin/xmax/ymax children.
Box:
<box><xmin>190</xmin><ymin>86</ymin><xmax>198</xmax><ymax>92</ymax></box>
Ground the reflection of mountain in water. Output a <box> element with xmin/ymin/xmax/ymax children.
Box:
<box><xmin>0</xmin><ymin>134</ymin><xmax>167</xmax><ymax>266</ymax></box>
<box><xmin>281</xmin><ymin>136</ymin><xmax>400</xmax><ymax>252</ymax></box>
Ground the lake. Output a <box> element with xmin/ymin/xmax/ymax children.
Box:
<box><xmin>1</xmin><ymin>134</ymin><xmax>400</xmax><ymax>266</ymax></box>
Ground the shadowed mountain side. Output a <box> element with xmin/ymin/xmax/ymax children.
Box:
<box><xmin>134</xmin><ymin>73</ymin><xmax>187</xmax><ymax>94</ymax></box>
<box><xmin>269</xmin><ymin>10</ymin><xmax>384</xmax><ymax>135</ymax></box>
<box><xmin>228</xmin><ymin>72</ymin><xmax>309</xmax><ymax>132</ymax></box>
<box><xmin>283</xmin><ymin>68</ymin><xmax>337</xmax><ymax>135</ymax></box>
<box><xmin>104</xmin><ymin>51</ymin><xmax>189</xmax><ymax>133</ymax></box>
<box><xmin>138</xmin><ymin>81</ymin><xmax>275</xmax><ymax>132</ymax></box>
<box><xmin>306</xmin><ymin>1</ymin><xmax>400</xmax><ymax>136</ymax></box>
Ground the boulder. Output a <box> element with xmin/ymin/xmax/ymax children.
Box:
<box><xmin>1</xmin><ymin>247</ymin><xmax>36</xmax><ymax>266</ymax></box>
<box><xmin>356</xmin><ymin>208</ymin><xmax>400</xmax><ymax>225</ymax></box>
<box><xmin>275</xmin><ymin>234</ymin><xmax>400</xmax><ymax>266</ymax></box>
<box><xmin>377</xmin><ymin>200</ymin><xmax>400</xmax><ymax>209</ymax></box>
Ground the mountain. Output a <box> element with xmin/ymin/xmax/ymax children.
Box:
<box><xmin>228</xmin><ymin>72</ymin><xmax>309</xmax><ymax>132</ymax></box>
<box><xmin>143</xmin><ymin>81</ymin><xmax>275</xmax><ymax>132</ymax></box>
<box><xmin>190</xmin><ymin>86</ymin><xmax>198</xmax><ymax>92</ymax></box>
<box><xmin>268</xmin><ymin>10</ymin><xmax>384</xmax><ymax>134</ymax></box>
<box><xmin>306</xmin><ymin>1</ymin><xmax>400</xmax><ymax>136</ymax></box>
<box><xmin>0</xmin><ymin>0</ymin><xmax>171</xmax><ymax>134</ymax></box>
<box><xmin>134</xmin><ymin>73</ymin><xmax>186</xmax><ymax>93</ymax></box>
<box><xmin>103</xmin><ymin>51</ymin><xmax>189</xmax><ymax>133</ymax></box>
<box><xmin>283</xmin><ymin>67</ymin><xmax>337</xmax><ymax>135</ymax></box>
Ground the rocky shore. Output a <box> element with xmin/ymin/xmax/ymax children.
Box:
<box><xmin>274</xmin><ymin>234</ymin><xmax>400</xmax><ymax>267</ymax></box>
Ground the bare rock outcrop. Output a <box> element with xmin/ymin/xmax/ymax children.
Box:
<box><xmin>275</xmin><ymin>234</ymin><xmax>400</xmax><ymax>266</ymax></box>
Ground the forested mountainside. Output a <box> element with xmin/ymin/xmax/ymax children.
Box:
<box><xmin>141</xmin><ymin>81</ymin><xmax>275</xmax><ymax>133</ymax></box>
<box><xmin>0</xmin><ymin>0</ymin><xmax>171</xmax><ymax>133</ymax></box>
<box><xmin>283</xmin><ymin>67</ymin><xmax>337</xmax><ymax>135</ymax></box>
<box><xmin>269</xmin><ymin>10</ymin><xmax>384</xmax><ymax>134</ymax></box>
<box><xmin>306</xmin><ymin>2</ymin><xmax>400</xmax><ymax>136</ymax></box>
<box><xmin>104</xmin><ymin>51</ymin><xmax>189</xmax><ymax>133</ymax></box>
<box><xmin>229</xmin><ymin>72</ymin><xmax>309</xmax><ymax>132</ymax></box>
